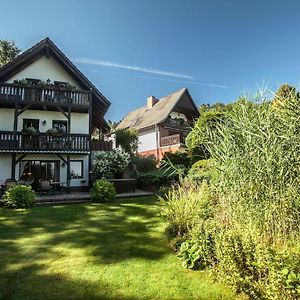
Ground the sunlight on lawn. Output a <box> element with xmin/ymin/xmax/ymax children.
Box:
<box><xmin>0</xmin><ymin>197</ymin><xmax>242</xmax><ymax>300</ymax></box>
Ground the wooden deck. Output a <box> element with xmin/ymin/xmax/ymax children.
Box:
<box><xmin>36</xmin><ymin>190</ymin><xmax>155</xmax><ymax>206</ymax></box>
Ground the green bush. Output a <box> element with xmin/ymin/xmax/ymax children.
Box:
<box><xmin>214</xmin><ymin>232</ymin><xmax>300</xmax><ymax>299</ymax></box>
<box><xmin>161</xmin><ymin>151</ymin><xmax>191</xmax><ymax>168</ymax></box>
<box><xmin>3</xmin><ymin>185</ymin><xmax>36</xmax><ymax>208</ymax></box>
<box><xmin>91</xmin><ymin>179</ymin><xmax>116</xmax><ymax>203</ymax></box>
<box><xmin>92</xmin><ymin>148</ymin><xmax>130</xmax><ymax>179</ymax></box>
<box><xmin>130</xmin><ymin>155</ymin><xmax>157</xmax><ymax>175</ymax></box>
<box><xmin>187</xmin><ymin>159</ymin><xmax>213</xmax><ymax>182</ymax></box>
<box><xmin>137</xmin><ymin>168</ymin><xmax>174</xmax><ymax>189</ymax></box>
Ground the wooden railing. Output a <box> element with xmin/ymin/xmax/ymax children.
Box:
<box><xmin>160</xmin><ymin>134</ymin><xmax>184</xmax><ymax>147</ymax></box>
<box><xmin>90</xmin><ymin>140</ymin><xmax>113</xmax><ymax>151</ymax></box>
<box><xmin>0</xmin><ymin>131</ymin><xmax>90</xmax><ymax>152</ymax></box>
<box><xmin>0</xmin><ymin>131</ymin><xmax>113</xmax><ymax>152</ymax></box>
<box><xmin>0</xmin><ymin>83</ymin><xmax>90</xmax><ymax>107</ymax></box>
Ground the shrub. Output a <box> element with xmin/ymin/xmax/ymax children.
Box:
<box><xmin>130</xmin><ymin>155</ymin><xmax>157</xmax><ymax>174</ymax></box>
<box><xmin>161</xmin><ymin>151</ymin><xmax>191</xmax><ymax>168</ymax></box>
<box><xmin>92</xmin><ymin>148</ymin><xmax>130</xmax><ymax>179</ymax></box>
<box><xmin>187</xmin><ymin>159</ymin><xmax>213</xmax><ymax>182</ymax></box>
<box><xmin>3</xmin><ymin>185</ymin><xmax>36</xmax><ymax>208</ymax></box>
<box><xmin>137</xmin><ymin>168</ymin><xmax>174</xmax><ymax>189</ymax></box>
<box><xmin>91</xmin><ymin>179</ymin><xmax>116</xmax><ymax>203</ymax></box>
<box><xmin>213</xmin><ymin>232</ymin><xmax>300</xmax><ymax>299</ymax></box>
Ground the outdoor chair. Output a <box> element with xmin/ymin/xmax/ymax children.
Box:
<box><xmin>39</xmin><ymin>180</ymin><xmax>51</xmax><ymax>195</ymax></box>
<box><xmin>5</xmin><ymin>179</ymin><xmax>17</xmax><ymax>189</ymax></box>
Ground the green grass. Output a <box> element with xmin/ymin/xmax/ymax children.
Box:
<box><xmin>0</xmin><ymin>196</ymin><xmax>241</xmax><ymax>300</ymax></box>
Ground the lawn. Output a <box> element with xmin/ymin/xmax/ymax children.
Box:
<box><xmin>0</xmin><ymin>196</ymin><xmax>241</xmax><ymax>300</ymax></box>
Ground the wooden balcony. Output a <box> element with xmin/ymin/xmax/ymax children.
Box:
<box><xmin>0</xmin><ymin>131</ymin><xmax>112</xmax><ymax>153</ymax></box>
<box><xmin>160</xmin><ymin>134</ymin><xmax>185</xmax><ymax>147</ymax></box>
<box><xmin>0</xmin><ymin>83</ymin><xmax>90</xmax><ymax>110</ymax></box>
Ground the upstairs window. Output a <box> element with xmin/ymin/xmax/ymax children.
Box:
<box><xmin>52</xmin><ymin>120</ymin><xmax>68</xmax><ymax>134</ymax></box>
<box><xmin>54</xmin><ymin>81</ymin><xmax>68</xmax><ymax>88</ymax></box>
<box><xmin>23</xmin><ymin>119</ymin><xmax>39</xmax><ymax>131</ymax></box>
<box><xmin>25</xmin><ymin>78</ymin><xmax>41</xmax><ymax>85</ymax></box>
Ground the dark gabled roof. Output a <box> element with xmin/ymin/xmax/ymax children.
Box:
<box><xmin>0</xmin><ymin>37</ymin><xmax>110</xmax><ymax>131</ymax></box>
<box><xmin>116</xmin><ymin>88</ymin><xmax>199</xmax><ymax>130</ymax></box>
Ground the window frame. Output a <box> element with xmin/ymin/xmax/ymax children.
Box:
<box><xmin>52</xmin><ymin>120</ymin><xmax>68</xmax><ymax>134</ymax></box>
<box><xmin>70</xmin><ymin>160</ymin><xmax>84</xmax><ymax>179</ymax></box>
<box><xmin>23</xmin><ymin>118</ymin><xmax>40</xmax><ymax>131</ymax></box>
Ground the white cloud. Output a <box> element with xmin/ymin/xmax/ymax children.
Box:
<box><xmin>74</xmin><ymin>58</ymin><xmax>227</xmax><ymax>88</ymax></box>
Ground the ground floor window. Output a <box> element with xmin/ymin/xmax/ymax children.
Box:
<box><xmin>20</xmin><ymin>160</ymin><xmax>60</xmax><ymax>182</ymax></box>
<box><xmin>70</xmin><ymin>160</ymin><xmax>83</xmax><ymax>179</ymax></box>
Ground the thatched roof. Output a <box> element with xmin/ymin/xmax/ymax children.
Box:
<box><xmin>116</xmin><ymin>88</ymin><xmax>199</xmax><ymax>131</ymax></box>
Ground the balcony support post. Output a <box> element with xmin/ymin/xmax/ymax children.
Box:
<box><xmin>88</xmin><ymin>89</ymin><xmax>93</xmax><ymax>188</ymax></box>
<box><xmin>13</xmin><ymin>102</ymin><xmax>18</xmax><ymax>135</ymax></box>
<box><xmin>11</xmin><ymin>153</ymin><xmax>16</xmax><ymax>180</ymax></box>
<box><xmin>66</xmin><ymin>154</ymin><xmax>71</xmax><ymax>193</ymax></box>
<box><xmin>67</xmin><ymin>104</ymin><xmax>71</xmax><ymax>151</ymax></box>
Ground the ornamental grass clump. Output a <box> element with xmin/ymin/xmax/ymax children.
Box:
<box><xmin>161</xmin><ymin>89</ymin><xmax>300</xmax><ymax>299</ymax></box>
<box><xmin>159</xmin><ymin>180</ymin><xmax>213</xmax><ymax>238</ymax></box>
<box><xmin>205</xmin><ymin>96</ymin><xmax>300</xmax><ymax>243</ymax></box>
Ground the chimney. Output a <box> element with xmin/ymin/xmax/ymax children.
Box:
<box><xmin>147</xmin><ymin>96</ymin><xmax>158</xmax><ymax>109</ymax></box>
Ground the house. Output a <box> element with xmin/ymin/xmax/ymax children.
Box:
<box><xmin>0</xmin><ymin>37</ymin><xmax>111</xmax><ymax>191</ymax></box>
<box><xmin>116</xmin><ymin>88</ymin><xmax>199</xmax><ymax>160</ymax></box>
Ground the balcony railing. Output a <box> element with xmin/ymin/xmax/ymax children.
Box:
<box><xmin>0</xmin><ymin>131</ymin><xmax>90</xmax><ymax>152</ymax></box>
<box><xmin>91</xmin><ymin>140</ymin><xmax>113</xmax><ymax>151</ymax></box>
<box><xmin>160</xmin><ymin>134</ymin><xmax>185</xmax><ymax>147</ymax></box>
<box><xmin>0</xmin><ymin>131</ymin><xmax>112</xmax><ymax>152</ymax></box>
<box><xmin>0</xmin><ymin>83</ymin><xmax>90</xmax><ymax>107</ymax></box>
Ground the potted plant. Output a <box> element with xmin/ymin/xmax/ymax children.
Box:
<box><xmin>47</xmin><ymin>128</ymin><xmax>59</xmax><ymax>135</ymax></box>
<box><xmin>24</xmin><ymin>127</ymin><xmax>37</xmax><ymax>135</ymax></box>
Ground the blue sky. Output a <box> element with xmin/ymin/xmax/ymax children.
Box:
<box><xmin>1</xmin><ymin>0</ymin><xmax>300</xmax><ymax>121</ymax></box>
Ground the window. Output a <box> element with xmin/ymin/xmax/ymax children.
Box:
<box><xmin>52</xmin><ymin>120</ymin><xmax>68</xmax><ymax>133</ymax></box>
<box><xmin>23</xmin><ymin>119</ymin><xmax>39</xmax><ymax>131</ymax></box>
<box><xmin>70</xmin><ymin>161</ymin><xmax>83</xmax><ymax>179</ymax></box>
<box><xmin>54</xmin><ymin>81</ymin><xmax>68</xmax><ymax>88</ymax></box>
<box><xmin>19</xmin><ymin>160</ymin><xmax>59</xmax><ymax>181</ymax></box>
<box><xmin>26</xmin><ymin>78</ymin><xmax>41</xmax><ymax>85</ymax></box>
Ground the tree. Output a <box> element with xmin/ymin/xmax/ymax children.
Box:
<box><xmin>115</xmin><ymin>128</ymin><xmax>138</xmax><ymax>154</ymax></box>
<box><xmin>0</xmin><ymin>40</ymin><xmax>21</xmax><ymax>67</ymax></box>
<box><xmin>107</xmin><ymin>120</ymin><xmax>120</xmax><ymax>132</ymax></box>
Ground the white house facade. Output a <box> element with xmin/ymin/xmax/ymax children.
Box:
<box><xmin>0</xmin><ymin>37</ymin><xmax>111</xmax><ymax>191</ymax></box>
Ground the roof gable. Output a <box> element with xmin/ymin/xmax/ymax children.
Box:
<box><xmin>117</xmin><ymin>88</ymin><xmax>199</xmax><ymax>130</ymax></box>
<box><xmin>0</xmin><ymin>37</ymin><xmax>110</xmax><ymax>110</ymax></box>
